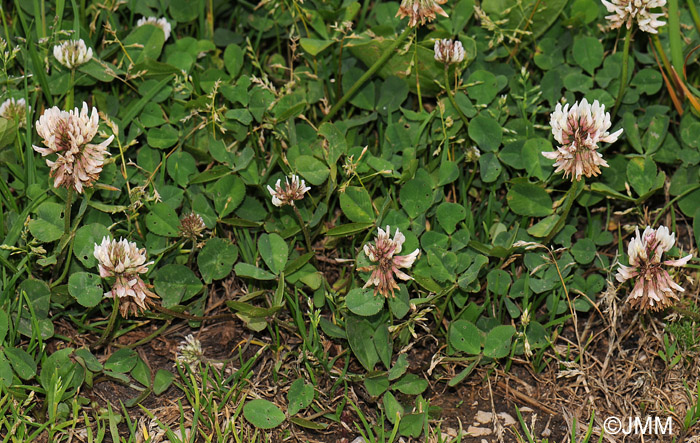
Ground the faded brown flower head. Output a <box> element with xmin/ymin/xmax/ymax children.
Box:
<box><xmin>267</xmin><ymin>174</ymin><xmax>311</xmax><ymax>207</ymax></box>
<box><xmin>33</xmin><ymin>102</ymin><xmax>113</xmax><ymax>193</ymax></box>
<box><xmin>359</xmin><ymin>226</ymin><xmax>420</xmax><ymax>298</ymax></box>
<box><xmin>601</xmin><ymin>0</ymin><xmax>666</xmax><ymax>33</ymax></box>
<box><xmin>543</xmin><ymin>98</ymin><xmax>622</xmax><ymax>181</ymax></box>
<box><xmin>616</xmin><ymin>226</ymin><xmax>692</xmax><ymax>311</ymax></box>
<box><xmin>94</xmin><ymin>236</ymin><xmax>158</xmax><ymax>318</ymax></box>
<box><xmin>179</xmin><ymin>212</ymin><xmax>206</xmax><ymax>240</ymax></box>
<box><xmin>0</xmin><ymin>98</ymin><xmax>30</xmax><ymax>128</ymax></box>
<box><xmin>396</xmin><ymin>0</ymin><xmax>449</xmax><ymax>27</ymax></box>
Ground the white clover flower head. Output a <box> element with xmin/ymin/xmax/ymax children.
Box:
<box><xmin>359</xmin><ymin>226</ymin><xmax>420</xmax><ymax>298</ymax></box>
<box><xmin>53</xmin><ymin>39</ymin><xmax>93</xmax><ymax>69</ymax></box>
<box><xmin>542</xmin><ymin>98</ymin><xmax>622</xmax><ymax>181</ymax></box>
<box><xmin>267</xmin><ymin>174</ymin><xmax>311</xmax><ymax>207</ymax></box>
<box><xmin>616</xmin><ymin>225</ymin><xmax>692</xmax><ymax>311</ymax></box>
<box><xmin>434</xmin><ymin>39</ymin><xmax>465</xmax><ymax>64</ymax></box>
<box><xmin>32</xmin><ymin>102</ymin><xmax>113</xmax><ymax>193</ymax></box>
<box><xmin>601</xmin><ymin>0</ymin><xmax>666</xmax><ymax>33</ymax></box>
<box><xmin>136</xmin><ymin>16</ymin><xmax>172</xmax><ymax>41</ymax></box>
<box><xmin>0</xmin><ymin>98</ymin><xmax>30</xmax><ymax>128</ymax></box>
<box><xmin>396</xmin><ymin>0</ymin><xmax>449</xmax><ymax>27</ymax></box>
<box><xmin>93</xmin><ymin>237</ymin><xmax>157</xmax><ymax>317</ymax></box>
<box><xmin>176</xmin><ymin>334</ymin><xmax>204</xmax><ymax>365</ymax></box>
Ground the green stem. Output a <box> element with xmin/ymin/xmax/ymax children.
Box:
<box><xmin>651</xmin><ymin>34</ymin><xmax>674</xmax><ymax>82</ymax></box>
<box><xmin>668</xmin><ymin>0</ymin><xmax>684</xmax><ymax>76</ymax></box>
<box><xmin>414</xmin><ymin>27</ymin><xmax>422</xmax><ymax>111</ymax></box>
<box><xmin>64</xmin><ymin>187</ymin><xmax>74</xmax><ymax>236</ymax></box>
<box><xmin>544</xmin><ymin>179</ymin><xmax>582</xmax><ymax>245</ymax></box>
<box><xmin>321</xmin><ymin>26</ymin><xmax>412</xmax><ymax>124</ymax></box>
<box><xmin>444</xmin><ymin>64</ymin><xmax>470</xmax><ymax>130</ymax></box>
<box><xmin>50</xmin><ymin>240</ymin><xmax>73</xmax><ymax>288</ymax></box>
<box><xmin>292</xmin><ymin>205</ymin><xmax>313</xmax><ymax>255</ymax></box>
<box><xmin>67</xmin><ymin>68</ymin><xmax>75</xmax><ymax>110</ymax></box>
<box><xmin>612</xmin><ymin>26</ymin><xmax>632</xmax><ymax>119</ymax></box>
<box><xmin>92</xmin><ymin>296</ymin><xmax>119</xmax><ymax>350</ymax></box>
<box><xmin>688</xmin><ymin>0</ymin><xmax>700</xmax><ymax>36</ymax></box>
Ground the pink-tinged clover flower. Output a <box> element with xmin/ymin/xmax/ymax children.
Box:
<box><xmin>33</xmin><ymin>102</ymin><xmax>113</xmax><ymax>193</ymax></box>
<box><xmin>616</xmin><ymin>226</ymin><xmax>692</xmax><ymax>311</ymax></box>
<box><xmin>601</xmin><ymin>0</ymin><xmax>666</xmax><ymax>34</ymax></box>
<box><xmin>94</xmin><ymin>237</ymin><xmax>158</xmax><ymax>318</ymax></box>
<box><xmin>396</xmin><ymin>0</ymin><xmax>449</xmax><ymax>27</ymax></box>
<box><xmin>359</xmin><ymin>226</ymin><xmax>420</xmax><ymax>298</ymax></box>
<box><xmin>543</xmin><ymin>98</ymin><xmax>622</xmax><ymax>181</ymax></box>
<box><xmin>267</xmin><ymin>174</ymin><xmax>311</xmax><ymax>207</ymax></box>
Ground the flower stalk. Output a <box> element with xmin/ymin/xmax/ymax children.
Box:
<box><xmin>612</xmin><ymin>26</ymin><xmax>632</xmax><ymax>119</ymax></box>
<box><xmin>293</xmin><ymin>205</ymin><xmax>314</xmax><ymax>254</ymax></box>
<box><xmin>64</xmin><ymin>187</ymin><xmax>73</xmax><ymax>236</ymax></box>
<box><xmin>322</xmin><ymin>26</ymin><xmax>412</xmax><ymax>124</ymax></box>
<box><xmin>443</xmin><ymin>64</ymin><xmax>470</xmax><ymax>130</ymax></box>
<box><xmin>544</xmin><ymin>178</ymin><xmax>582</xmax><ymax>245</ymax></box>
<box><xmin>92</xmin><ymin>296</ymin><xmax>119</xmax><ymax>350</ymax></box>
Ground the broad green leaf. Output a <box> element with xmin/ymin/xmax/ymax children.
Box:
<box><xmin>153</xmin><ymin>264</ymin><xmax>203</xmax><ymax>307</ymax></box>
<box><xmin>326</xmin><ymin>223</ymin><xmax>374</xmax><ymax>237</ymax></box>
<box><xmin>145</xmin><ymin>203</ymin><xmax>180</xmax><ymax>237</ymax></box>
<box><xmin>468</xmin><ymin>114</ymin><xmax>502</xmax><ymax>152</ymax></box>
<box><xmin>28</xmin><ymin>202</ymin><xmax>65</xmax><ymax>243</ymax></box>
<box><xmin>346</xmin><ymin>288</ymin><xmax>384</xmax><ymax>316</ymax></box>
<box><xmin>522</xmin><ymin>138</ymin><xmax>553</xmax><ymax>181</ymax></box>
<box><xmin>258</xmin><ymin>233</ymin><xmax>288</xmax><ymax>275</ymax></box>
<box><xmin>346</xmin><ymin>315</ymin><xmax>379</xmax><ymax>371</ymax></box>
<box><xmin>449</xmin><ymin>319</ymin><xmax>482</xmax><ymax>354</ymax></box>
<box><xmin>166</xmin><ymin>150</ymin><xmax>197</xmax><ymax>187</ymax></box>
<box><xmin>147</xmin><ymin>125</ymin><xmax>178</xmax><ymax>149</ymax></box>
<box><xmin>198</xmin><ymin>238</ymin><xmax>238</xmax><ymax>283</ymax></box>
<box><xmin>571</xmin><ymin>238</ymin><xmax>596</xmax><ymax>264</ymax></box>
<box><xmin>223</xmin><ymin>44</ymin><xmax>244</xmax><ymax>78</ymax></box>
<box><xmin>123</xmin><ymin>25</ymin><xmax>165</xmax><ymax>63</ymax></box>
<box><xmin>210</xmin><ymin>175</ymin><xmax>245</xmax><ymax>218</ymax></box>
<box><xmin>483</xmin><ymin>325</ymin><xmax>516</xmax><ymax>359</ymax></box>
<box><xmin>319</xmin><ymin>122</ymin><xmax>347</xmax><ymax>165</ymax></box>
<box><xmin>479</xmin><ymin>153</ymin><xmax>502</xmax><ymax>183</ymax></box>
<box><xmin>399</xmin><ymin>177</ymin><xmax>433</xmax><ymax>219</ymax></box>
<box><xmin>287</xmin><ymin>379</ymin><xmax>315</xmax><ymax>415</ymax></box>
<box><xmin>573</xmin><ymin>36</ymin><xmax>603</xmax><ymax>75</ymax></box>
<box><xmin>436</xmin><ymin>202</ymin><xmax>466</xmax><ymax>234</ymax></box>
<box><xmin>244</xmin><ymin>400</ymin><xmax>285</xmax><ymax>429</ymax></box>
<box><xmin>169</xmin><ymin>0</ymin><xmax>199</xmax><ymax>22</ymax></box>
<box><xmin>234</xmin><ymin>263</ymin><xmax>276</xmax><ymax>280</ymax></box>
<box><xmin>300</xmin><ymin>38</ymin><xmax>333</xmax><ymax>56</ymax></box>
<box><xmin>626</xmin><ymin>157</ymin><xmax>659</xmax><ymax>196</ymax></box>
<box><xmin>4</xmin><ymin>347</ymin><xmax>36</xmax><ymax>380</ymax></box>
<box><xmin>105</xmin><ymin>348</ymin><xmax>138</xmax><ymax>373</ymax></box>
<box><xmin>68</xmin><ymin>272</ymin><xmax>104</xmax><ymax>308</ymax></box>
<box><xmin>486</xmin><ymin>269</ymin><xmax>511</xmax><ymax>295</ymax></box>
<box><xmin>154</xmin><ymin>370</ymin><xmax>174</xmax><ymax>395</ymax></box>
<box><xmin>340</xmin><ymin>186</ymin><xmax>374</xmax><ymax>223</ymax></box>
<box><xmin>295</xmin><ymin>155</ymin><xmax>329</xmax><ymax>186</ymax></box>
<box><xmin>391</xmin><ymin>373</ymin><xmax>428</xmax><ymax>395</ymax></box>
<box><xmin>507</xmin><ymin>183</ymin><xmax>553</xmax><ymax>217</ymax></box>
